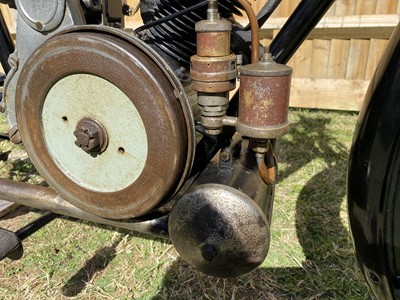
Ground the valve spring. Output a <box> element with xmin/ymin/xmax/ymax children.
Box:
<box><xmin>140</xmin><ymin>0</ymin><xmax>243</xmax><ymax>67</ymax></box>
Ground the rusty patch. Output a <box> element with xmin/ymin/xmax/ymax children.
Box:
<box><xmin>196</xmin><ymin>32</ymin><xmax>231</xmax><ymax>57</ymax></box>
<box><xmin>191</xmin><ymin>54</ymin><xmax>236</xmax><ymax>82</ymax></box>
<box><xmin>237</xmin><ymin>74</ymin><xmax>291</xmax><ymax>139</ymax></box>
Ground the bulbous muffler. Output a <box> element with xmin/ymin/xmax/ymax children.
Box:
<box><xmin>169</xmin><ymin>184</ymin><xmax>270</xmax><ymax>277</ymax></box>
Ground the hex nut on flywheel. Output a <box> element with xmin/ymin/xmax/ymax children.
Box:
<box><xmin>73</xmin><ymin>118</ymin><xmax>108</xmax><ymax>153</ymax></box>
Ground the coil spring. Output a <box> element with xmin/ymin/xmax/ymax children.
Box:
<box><xmin>140</xmin><ymin>0</ymin><xmax>243</xmax><ymax>66</ymax></box>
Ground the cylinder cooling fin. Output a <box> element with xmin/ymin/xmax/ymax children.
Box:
<box><xmin>139</xmin><ymin>0</ymin><xmax>244</xmax><ymax>66</ymax></box>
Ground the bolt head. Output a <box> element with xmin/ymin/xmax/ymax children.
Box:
<box><xmin>220</xmin><ymin>151</ymin><xmax>231</xmax><ymax>162</ymax></box>
<box><xmin>73</xmin><ymin>118</ymin><xmax>107</xmax><ymax>153</ymax></box>
<box><xmin>201</xmin><ymin>244</ymin><xmax>218</xmax><ymax>262</ymax></box>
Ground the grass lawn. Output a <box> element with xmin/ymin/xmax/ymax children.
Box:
<box><xmin>0</xmin><ymin>109</ymin><xmax>373</xmax><ymax>299</ymax></box>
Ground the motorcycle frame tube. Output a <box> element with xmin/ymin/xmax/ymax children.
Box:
<box><xmin>347</xmin><ymin>23</ymin><xmax>400</xmax><ymax>299</ymax></box>
<box><xmin>0</xmin><ymin>178</ymin><xmax>170</xmax><ymax>239</ymax></box>
<box><xmin>0</xmin><ymin>9</ymin><xmax>13</xmax><ymax>74</ymax></box>
<box><xmin>269</xmin><ymin>0</ymin><xmax>335</xmax><ymax>64</ymax></box>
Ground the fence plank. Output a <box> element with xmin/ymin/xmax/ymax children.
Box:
<box><xmin>325</xmin><ymin>2</ymin><xmax>336</xmax><ymax>16</ymax></box>
<box><xmin>0</xmin><ymin>5</ymin><xmax>15</xmax><ymax>33</ymax></box>
<box><xmin>327</xmin><ymin>39</ymin><xmax>350</xmax><ymax>79</ymax></box>
<box><xmin>335</xmin><ymin>0</ymin><xmax>356</xmax><ymax>16</ymax></box>
<box><xmin>376</xmin><ymin>1</ymin><xmax>398</xmax><ymax>14</ymax></box>
<box><xmin>261</xmin><ymin>15</ymin><xmax>399</xmax><ymax>40</ymax></box>
<box><xmin>310</xmin><ymin>40</ymin><xmax>331</xmax><ymax>78</ymax></box>
<box><xmin>290</xmin><ymin>78</ymin><xmax>369</xmax><ymax>111</ymax></box>
<box><xmin>355</xmin><ymin>0</ymin><xmax>377</xmax><ymax>15</ymax></box>
<box><xmin>364</xmin><ymin>39</ymin><xmax>389</xmax><ymax>79</ymax></box>
<box><xmin>292</xmin><ymin>40</ymin><xmax>313</xmax><ymax>78</ymax></box>
<box><xmin>346</xmin><ymin>39</ymin><xmax>370</xmax><ymax>79</ymax></box>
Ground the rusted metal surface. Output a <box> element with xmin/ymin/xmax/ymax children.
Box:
<box><xmin>192</xmin><ymin>136</ymin><xmax>274</xmax><ymax>221</ymax></box>
<box><xmin>0</xmin><ymin>178</ymin><xmax>169</xmax><ymax>239</ymax></box>
<box><xmin>191</xmin><ymin>6</ymin><xmax>236</xmax><ymax>94</ymax></box>
<box><xmin>15</xmin><ymin>29</ymin><xmax>193</xmax><ymax>219</ymax></box>
<box><xmin>237</xmin><ymin>53</ymin><xmax>292</xmax><ymax>139</ymax></box>
<box><xmin>196</xmin><ymin>32</ymin><xmax>231</xmax><ymax>57</ymax></box>
<box><xmin>73</xmin><ymin>118</ymin><xmax>108</xmax><ymax>153</ymax></box>
<box><xmin>255</xmin><ymin>143</ymin><xmax>277</xmax><ymax>186</ymax></box>
<box><xmin>169</xmin><ymin>183</ymin><xmax>270</xmax><ymax>278</ymax></box>
<box><xmin>190</xmin><ymin>54</ymin><xmax>236</xmax><ymax>84</ymax></box>
<box><xmin>169</xmin><ymin>135</ymin><xmax>274</xmax><ymax>277</ymax></box>
<box><xmin>195</xmin><ymin>1</ymin><xmax>232</xmax><ymax>57</ymax></box>
<box><xmin>8</xmin><ymin>125</ymin><xmax>21</xmax><ymax>144</ymax></box>
<box><xmin>190</xmin><ymin>2</ymin><xmax>237</xmax><ymax>135</ymax></box>
<box><xmin>191</xmin><ymin>80</ymin><xmax>236</xmax><ymax>94</ymax></box>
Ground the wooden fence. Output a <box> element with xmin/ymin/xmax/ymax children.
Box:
<box><xmin>1</xmin><ymin>0</ymin><xmax>399</xmax><ymax>111</ymax></box>
<box><xmin>255</xmin><ymin>0</ymin><xmax>399</xmax><ymax>111</ymax></box>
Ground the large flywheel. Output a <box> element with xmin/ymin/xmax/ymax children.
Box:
<box><xmin>15</xmin><ymin>28</ymin><xmax>194</xmax><ymax>219</ymax></box>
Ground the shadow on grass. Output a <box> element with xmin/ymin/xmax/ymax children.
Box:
<box><xmin>152</xmin><ymin>113</ymin><xmax>372</xmax><ymax>299</ymax></box>
<box><xmin>61</xmin><ymin>236</ymin><xmax>122</xmax><ymax>297</ymax></box>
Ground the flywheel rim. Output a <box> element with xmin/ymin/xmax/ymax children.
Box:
<box><xmin>15</xmin><ymin>30</ymin><xmax>194</xmax><ymax>219</ymax></box>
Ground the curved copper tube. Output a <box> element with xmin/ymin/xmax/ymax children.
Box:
<box><xmin>237</xmin><ymin>0</ymin><xmax>260</xmax><ymax>63</ymax></box>
<box><xmin>256</xmin><ymin>146</ymin><xmax>277</xmax><ymax>185</ymax></box>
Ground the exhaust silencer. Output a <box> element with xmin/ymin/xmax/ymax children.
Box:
<box><xmin>169</xmin><ymin>137</ymin><xmax>272</xmax><ymax>277</ymax></box>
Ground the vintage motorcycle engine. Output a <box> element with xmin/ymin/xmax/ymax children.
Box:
<box><xmin>1</xmin><ymin>0</ymin><xmax>291</xmax><ymax>277</ymax></box>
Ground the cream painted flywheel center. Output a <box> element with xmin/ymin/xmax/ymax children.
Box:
<box><xmin>42</xmin><ymin>74</ymin><xmax>148</xmax><ymax>192</ymax></box>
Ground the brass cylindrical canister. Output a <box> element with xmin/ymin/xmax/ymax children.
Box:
<box><xmin>195</xmin><ymin>18</ymin><xmax>231</xmax><ymax>57</ymax></box>
<box><xmin>237</xmin><ymin>53</ymin><xmax>292</xmax><ymax>139</ymax></box>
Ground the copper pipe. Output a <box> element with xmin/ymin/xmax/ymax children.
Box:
<box><xmin>237</xmin><ymin>0</ymin><xmax>260</xmax><ymax>63</ymax></box>
<box><xmin>255</xmin><ymin>143</ymin><xmax>277</xmax><ymax>185</ymax></box>
<box><xmin>257</xmin><ymin>157</ymin><xmax>277</xmax><ymax>185</ymax></box>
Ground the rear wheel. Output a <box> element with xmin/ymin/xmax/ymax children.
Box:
<box><xmin>347</xmin><ymin>23</ymin><xmax>400</xmax><ymax>299</ymax></box>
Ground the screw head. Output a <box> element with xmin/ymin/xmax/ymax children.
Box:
<box><xmin>35</xmin><ymin>21</ymin><xmax>45</xmax><ymax>31</ymax></box>
<box><xmin>9</xmin><ymin>126</ymin><xmax>22</xmax><ymax>144</ymax></box>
